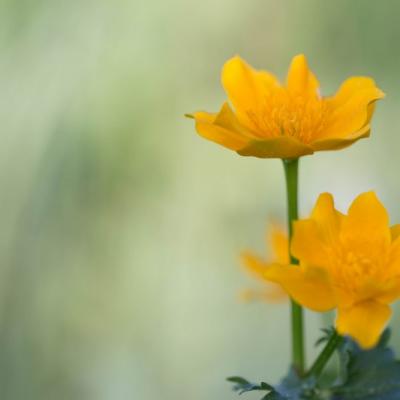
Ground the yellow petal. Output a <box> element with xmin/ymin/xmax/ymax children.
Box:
<box><xmin>269</xmin><ymin>224</ymin><xmax>289</xmax><ymax>264</ymax></box>
<box><xmin>341</xmin><ymin>192</ymin><xmax>390</xmax><ymax>253</ymax></box>
<box><xmin>286</xmin><ymin>54</ymin><xmax>319</xmax><ymax>97</ymax></box>
<box><xmin>189</xmin><ymin>103</ymin><xmax>251</xmax><ymax>151</ymax></box>
<box><xmin>336</xmin><ymin>301</ymin><xmax>391</xmax><ymax>349</ymax></box>
<box><xmin>386</xmin><ymin>235</ymin><xmax>400</xmax><ymax>277</ymax></box>
<box><xmin>329</xmin><ymin>77</ymin><xmax>384</xmax><ymax>109</ymax></box>
<box><xmin>391</xmin><ymin>224</ymin><xmax>400</xmax><ymax>241</ymax></box>
<box><xmin>376</xmin><ymin>277</ymin><xmax>400</xmax><ymax>304</ymax></box>
<box><xmin>346</xmin><ymin>192</ymin><xmax>389</xmax><ymax>230</ymax></box>
<box><xmin>264</xmin><ymin>264</ymin><xmax>336</xmax><ymax>311</ymax></box>
<box><xmin>311</xmin><ymin>193</ymin><xmax>343</xmax><ymax>243</ymax></box>
<box><xmin>291</xmin><ymin>220</ymin><xmax>327</xmax><ymax>266</ymax></box>
<box><xmin>241</xmin><ymin>252</ymin><xmax>269</xmax><ymax>281</ymax></box>
<box><xmin>221</xmin><ymin>56</ymin><xmax>279</xmax><ymax>121</ymax></box>
<box><xmin>387</xmin><ymin>229</ymin><xmax>400</xmax><ymax>277</ymax></box>
<box><xmin>332</xmin><ymin>285</ymin><xmax>356</xmax><ymax>309</ymax></box>
<box><xmin>311</xmin><ymin>192</ymin><xmax>335</xmax><ymax>220</ymax></box>
<box><xmin>321</xmin><ymin>77</ymin><xmax>384</xmax><ymax>140</ymax></box>
<box><xmin>240</xmin><ymin>252</ymin><xmax>288</xmax><ymax>303</ymax></box>
<box><xmin>311</xmin><ymin>124</ymin><xmax>370</xmax><ymax>151</ymax></box>
<box><xmin>291</xmin><ymin>193</ymin><xmax>343</xmax><ymax>269</ymax></box>
<box><xmin>237</xmin><ymin>136</ymin><xmax>313</xmax><ymax>159</ymax></box>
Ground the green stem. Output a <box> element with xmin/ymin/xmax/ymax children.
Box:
<box><xmin>306</xmin><ymin>331</ymin><xmax>343</xmax><ymax>378</ymax></box>
<box><xmin>282</xmin><ymin>158</ymin><xmax>304</xmax><ymax>374</ymax></box>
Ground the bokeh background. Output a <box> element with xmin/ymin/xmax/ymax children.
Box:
<box><xmin>1</xmin><ymin>0</ymin><xmax>400</xmax><ymax>399</ymax></box>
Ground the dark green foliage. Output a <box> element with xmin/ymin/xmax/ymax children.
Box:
<box><xmin>226</xmin><ymin>377</ymin><xmax>274</xmax><ymax>395</ymax></box>
<box><xmin>228</xmin><ymin>329</ymin><xmax>400</xmax><ymax>400</ymax></box>
<box><xmin>331</xmin><ymin>330</ymin><xmax>400</xmax><ymax>399</ymax></box>
<box><xmin>227</xmin><ymin>369</ymin><xmax>318</xmax><ymax>399</ymax></box>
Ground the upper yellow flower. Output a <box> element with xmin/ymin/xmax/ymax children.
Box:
<box><xmin>264</xmin><ymin>192</ymin><xmax>400</xmax><ymax>348</ymax></box>
<box><xmin>241</xmin><ymin>224</ymin><xmax>288</xmax><ymax>302</ymax></box>
<box><xmin>187</xmin><ymin>55</ymin><xmax>384</xmax><ymax>159</ymax></box>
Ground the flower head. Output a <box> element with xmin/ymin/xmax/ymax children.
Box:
<box><xmin>187</xmin><ymin>55</ymin><xmax>384</xmax><ymax>159</ymax></box>
<box><xmin>264</xmin><ymin>192</ymin><xmax>400</xmax><ymax>348</ymax></box>
<box><xmin>241</xmin><ymin>224</ymin><xmax>288</xmax><ymax>302</ymax></box>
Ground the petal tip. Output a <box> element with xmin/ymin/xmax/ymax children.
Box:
<box><xmin>286</xmin><ymin>54</ymin><xmax>319</xmax><ymax>94</ymax></box>
<box><xmin>292</xmin><ymin>53</ymin><xmax>307</xmax><ymax>62</ymax></box>
<box><xmin>222</xmin><ymin>55</ymin><xmax>247</xmax><ymax>71</ymax></box>
<box><xmin>316</xmin><ymin>192</ymin><xmax>335</xmax><ymax>206</ymax></box>
<box><xmin>353</xmin><ymin>190</ymin><xmax>380</xmax><ymax>204</ymax></box>
<box><xmin>336</xmin><ymin>302</ymin><xmax>391</xmax><ymax>349</ymax></box>
<box><xmin>377</xmin><ymin>88</ymin><xmax>386</xmax><ymax>99</ymax></box>
<box><xmin>289</xmin><ymin>54</ymin><xmax>309</xmax><ymax>70</ymax></box>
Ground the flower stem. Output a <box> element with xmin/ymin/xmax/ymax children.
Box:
<box><xmin>282</xmin><ymin>158</ymin><xmax>304</xmax><ymax>375</ymax></box>
<box><xmin>306</xmin><ymin>330</ymin><xmax>343</xmax><ymax>378</ymax></box>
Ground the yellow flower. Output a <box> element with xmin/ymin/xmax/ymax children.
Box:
<box><xmin>241</xmin><ymin>224</ymin><xmax>288</xmax><ymax>302</ymax></box>
<box><xmin>187</xmin><ymin>55</ymin><xmax>384</xmax><ymax>159</ymax></box>
<box><xmin>264</xmin><ymin>192</ymin><xmax>400</xmax><ymax>348</ymax></box>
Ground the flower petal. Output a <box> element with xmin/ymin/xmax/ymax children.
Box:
<box><xmin>386</xmin><ymin>229</ymin><xmax>400</xmax><ymax>277</ymax></box>
<box><xmin>329</xmin><ymin>77</ymin><xmax>384</xmax><ymax>109</ymax></box>
<box><xmin>269</xmin><ymin>224</ymin><xmax>289</xmax><ymax>264</ymax></box>
<box><xmin>292</xmin><ymin>193</ymin><xmax>343</xmax><ymax>270</ymax></box>
<box><xmin>321</xmin><ymin>77</ymin><xmax>384</xmax><ymax>140</ymax></box>
<box><xmin>241</xmin><ymin>252</ymin><xmax>269</xmax><ymax>281</ymax></box>
<box><xmin>241</xmin><ymin>252</ymin><xmax>287</xmax><ymax>303</ymax></box>
<box><xmin>336</xmin><ymin>301</ymin><xmax>391</xmax><ymax>349</ymax></box>
<box><xmin>391</xmin><ymin>224</ymin><xmax>400</xmax><ymax>241</ymax></box>
<box><xmin>291</xmin><ymin>220</ymin><xmax>327</xmax><ymax>266</ymax></box>
<box><xmin>375</xmin><ymin>277</ymin><xmax>400</xmax><ymax>304</ymax></box>
<box><xmin>286</xmin><ymin>54</ymin><xmax>319</xmax><ymax>97</ymax></box>
<box><xmin>221</xmin><ymin>56</ymin><xmax>279</xmax><ymax>120</ymax></box>
<box><xmin>264</xmin><ymin>264</ymin><xmax>336</xmax><ymax>311</ymax></box>
<box><xmin>346</xmin><ymin>191</ymin><xmax>389</xmax><ymax>230</ymax></box>
<box><xmin>237</xmin><ymin>136</ymin><xmax>313</xmax><ymax>159</ymax></box>
<box><xmin>188</xmin><ymin>103</ymin><xmax>252</xmax><ymax>151</ymax></box>
<box><xmin>311</xmin><ymin>124</ymin><xmax>370</xmax><ymax>151</ymax></box>
<box><xmin>386</xmin><ymin>235</ymin><xmax>400</xmax><ymax>277</ymax></box>
<box><xmin>311</xmin><ymin>192</ymin><xmax>336</xmax><ymax>219</ymax></box>
<box><xmin>341</xmin><ymin>192</ymin><xmax>390</xmax><ymax>253</ymax></box>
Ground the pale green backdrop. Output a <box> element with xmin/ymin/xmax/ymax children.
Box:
<box><xmin>0</xmin><ymin>0</ymin><xmax>399</xmax><ymax>399</ymax></box>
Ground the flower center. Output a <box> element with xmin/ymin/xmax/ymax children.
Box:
<box><xmin>328</xmin><ymin>246</ymin><xmax>388</xmax><ymax>296</ymax></box>
<box><xmin>246</xmin><ymin>88</ymin><xmax>328</xmax><ymax>144</ymax></box>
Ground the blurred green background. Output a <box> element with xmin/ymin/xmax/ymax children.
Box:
<box><xmin>1</xmin><ymin>0</ymin><xmax>400</xmax><ymax>398</ymax></box>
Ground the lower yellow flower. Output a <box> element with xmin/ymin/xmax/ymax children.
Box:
<box><xmin>241</xmin><ymin>224</ymin><xmax>288</xmax><ymax>302</ymax></box>
<box><xmin>264</xmin><ymin>192</ymin><xmax>400</xmax><ymax>349</ymax></box>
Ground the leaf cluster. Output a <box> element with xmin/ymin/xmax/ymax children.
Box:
<box><xmin>228</xmin><ymin>330</ymin><xmax>400</xmax><ymax>400</ymax></box>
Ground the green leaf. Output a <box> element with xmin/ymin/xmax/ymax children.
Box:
<box><xmin>227</xmin><ymin>330</ymin><xmax>400</xmax><ymax>400</ymax></box>
<box><xmin>332</xmin><ymin>329</ymin><xmax>400</xmax><ymax>399</ymax></box>
<box><xmin>227</xmin><ymin>369</ymin><xmax>320</xmax><ymax>400</ymax></box>
<box><xmin>227</xmin><ymin>376</ymin><xmax>251</xmax><ymax>386</ymax></box>
<box><xmin>226</xmin><ymin>376</ymin><xmax>275</xmax><ymax>396</ymax></box>
<box><xmin>273</xmin><ymin>368</ymin><xmax>320</xmax><ymax>399</ymax></box>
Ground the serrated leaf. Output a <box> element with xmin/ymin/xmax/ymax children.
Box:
<box><xmin>332</xmin><ymin>329</ymin><xmax>400</xmax><ymax>399</ymax></box>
